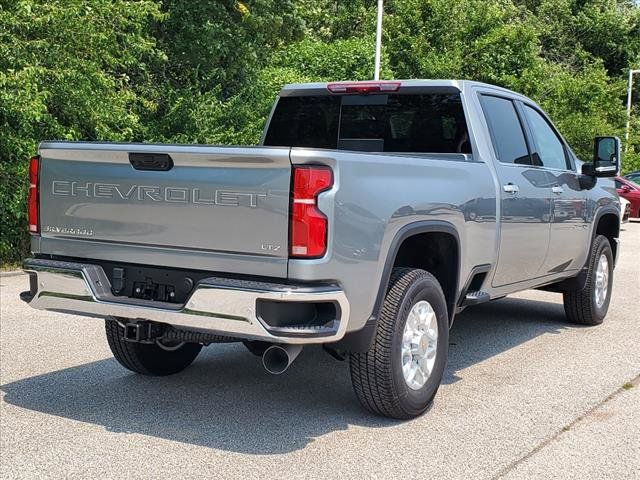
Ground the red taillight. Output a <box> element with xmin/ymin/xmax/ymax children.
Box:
<box><xmin>28</xmin><ymin>155</ymin><xmax>40</xmax><ymax>233</ymax></box>
<box><xmin>327</xmin><ymin>81</ymin><xmax>401</xmax><ymax>94</ymax></box>
<box><xmin>290</xmin><ymin>166</ymin><xmax>333</xmax><ymax>258</ymax></box>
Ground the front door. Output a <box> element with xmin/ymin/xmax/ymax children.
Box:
<box><xmin>519</xmin><ymin>103</ymin><xmax>589</xmax><ymax>274</ymax></box>
<box><xmin>479</xmin><ymin>94</ymin><xmax>551</xmax><ymax>287</ymax></box>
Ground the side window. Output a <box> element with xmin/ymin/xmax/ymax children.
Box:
<box><xmin>522</xmin><ymin>105</ymin><xmax>569</xmax><ymax>170</ymax></box>
<box><xmin>480</xmin><ymin>95</ymin><xmax>531</xmax><ymax>165</ymax></box>
<box><xmin>614</xmin><ymin>180</ymin><xmax>623</xmax><ymax>189</ymax></box>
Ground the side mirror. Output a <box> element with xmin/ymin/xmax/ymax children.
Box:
<box><xmin>586</xmin><ymin>136</ymin><xmax>620</xmax><ymax>177</ymax></box>
<box><xmin>621</xmin><ymin>185</ymin><xmax>631</xmax><ymax>193</ymax></box>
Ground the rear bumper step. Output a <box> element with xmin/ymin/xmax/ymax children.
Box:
<box><xmin>21</xmin><ymin>258</ymin><xmax>350</xmax><ymax>345</ymax></box>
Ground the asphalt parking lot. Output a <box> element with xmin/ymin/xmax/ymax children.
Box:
<box><xmin>1</xmin><ymin>222</ymin><xmax>639</xmax><ymax>480</ymax></box>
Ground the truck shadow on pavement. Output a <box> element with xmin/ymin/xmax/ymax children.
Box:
<box><xmin>1</xmin><ymin>296</ymin><xmax>571</xmax><ymax>454</ymax></box>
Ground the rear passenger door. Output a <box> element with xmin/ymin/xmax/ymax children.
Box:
<box><xmin>479</xmin><ymin>94</ymin><xmax>552</xmax><ymax>287</ymax></box>
<box><xmin>519</xmin><ymin>103</ymin><xmax>589</xmax><ymax>274</ymax></box>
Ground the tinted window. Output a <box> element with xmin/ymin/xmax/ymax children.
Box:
<box><xmin>264</xmin><ymin>93</ymin><xmax>471</xmax><ymax>153</ymax></box>
<box><xmin>480</xmin><ymin>95</ymin><xmax>530</xmax><ymax>165</ymax></box>
<box><xmin>615</xmin><ymin>179</ymin><xmax>623</xmax><ymax>189</ymax></box>
<box><xmin>523</xmin><ymin>105</ymin><xmax>568</xmax><ymax>170</ymax></box>
<box><xmin>264</xmin><ymin>96</ymin><xmax>340</xmax><ymax>149</ymax></box>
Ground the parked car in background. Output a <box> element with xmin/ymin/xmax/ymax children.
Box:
<box><xmin>620</xmin><ymin>197</ymin><xmax>631</xmax><ymax>225</ymax></box>
<box><xmin>615</xmin><ymin>176</ymin><xmax>640</xmax><ymax>218</ymax></box>
<box><xmin>623</xmin><ymin>171</ymin><xmax>640</xmax><ymax>183</ymax></box>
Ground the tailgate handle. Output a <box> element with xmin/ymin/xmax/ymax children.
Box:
<box><xmin>129</xmin><ymin>153</ymin><xmax>174</xmax><ymax>171</ymax></box>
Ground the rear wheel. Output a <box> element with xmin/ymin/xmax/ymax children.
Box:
<box><xmin>349</xmin><ymin>268</ymin><xmax>449</xmax><ymax>419</ymax></box>
<box><xmin>563</xmin><ymin>235</ymin><xmax>614</xmax><ymax>326</ymax></box>
<box><xmin>105</xmin><ymin>318</ymin><xmax>202</xmax><ymax>376</ymax></box>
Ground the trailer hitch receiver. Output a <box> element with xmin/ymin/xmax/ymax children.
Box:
<box><xmin>123</xmin><ymin>321</ymin><xmax>164</xmax><ymax>343</ymax></box>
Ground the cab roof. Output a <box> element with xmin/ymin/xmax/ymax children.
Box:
<box><xmin>279</xmin><ymin>79</ymin><xmax>526</xmax><ymax>101</ymax></box>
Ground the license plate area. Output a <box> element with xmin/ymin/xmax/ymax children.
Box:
<box><xmin>131</xmin><ymin>278</ymin><xmax>176</xmax><ymax>302</ymax></box>
<box><xmin>105</xmin><ymin>264</ymin><xmax>211</xmax><ymax>304</ymax></box>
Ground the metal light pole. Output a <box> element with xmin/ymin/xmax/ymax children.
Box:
<box><xmin>626</xmin><ymin>69</ymin><xmax>640</xmax><ymax>153</ymax></box>
<box><xmin>374</xmin><ymin>0</ymin><xmax>384</xmax><ymax>80</ymax></box>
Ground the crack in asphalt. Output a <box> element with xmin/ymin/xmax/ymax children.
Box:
<box><xmin>492</xmin><ymin>373</ymin><xmax>640</xmax><ymax>479</ymax></box>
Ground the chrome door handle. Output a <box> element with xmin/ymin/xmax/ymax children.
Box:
<box><xmin>551</xmin><ymin>186</ymin><xmax>564</xmax><ymax>194</ymax></box>
<box><xmin>503</xmin><ymin>184</ymin><xmax>519</xmax><ymax>194</ymax></box>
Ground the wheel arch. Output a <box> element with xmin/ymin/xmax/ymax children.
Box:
<box><xmin>592</xmin><ymin>208</ymin><xmax>620</xmax><ymax>263</ymax></box>
<box><xmin>331</xmin><ymin>221</ymin><xmax>461</xmax><ymax>353</ymax></box>
<box><xmin>383</xmin><ymin>222</ymin><xmax>461</xmax><ymax>324</ymax></box>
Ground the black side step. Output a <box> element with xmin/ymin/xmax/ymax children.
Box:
<box><xmin>457</xmin><ymin>264</ymin><xmax>492</xmax><ymax>309</ymax></box>
<box><xmin>462</xmin><ymin>291</ymin><xmax>491</xmax><ymax>306</ymax></box>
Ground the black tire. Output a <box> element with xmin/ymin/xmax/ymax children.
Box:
<box><xmin>105</xmin><ymin>318</ymin><xmax>202</xmax><ymax>376</ymax></box>
<box><xmin>349</xmin><ymin>268</ymin><xmax>449</xmax><ymax>419</ymax></box>
<box><xmin>563</xmin><ymin>235</ymin><xmax>614</xmax><ymax>326</ymax></box>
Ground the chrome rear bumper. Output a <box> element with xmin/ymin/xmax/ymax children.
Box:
<box><xmin>21</xmin><ymin>259</ymin><xmax>349</xmax><ymax>345</ymax></box>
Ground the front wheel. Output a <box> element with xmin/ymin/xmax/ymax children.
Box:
<box><xmin>349</xmin><ymin>268</ymin><xmax>449</xmax><ymax>419</ymax></box>
<box><xmin>105</xmin><ymin>318</ymin><xmax>202</xmax><ymax>376</ymax></box>
<box><xmin>563</xmin><ymin>235</ymin><xmax>614</xmax><ymax>326</ymax></box>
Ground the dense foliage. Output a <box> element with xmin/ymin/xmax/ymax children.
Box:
<box><xmin>1</xmin><ymin>0</ymin><xmax>639</xmax><ymax>263</ymax></box>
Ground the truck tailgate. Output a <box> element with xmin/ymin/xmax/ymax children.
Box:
<box><xmin>36</xmin><ymin>142</ymin><xmax>292</xmax><ymax>277</ymax></box>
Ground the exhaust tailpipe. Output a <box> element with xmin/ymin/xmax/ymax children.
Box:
<box><xmin>262</xmin><ymin>344</ymin><xmax>303</xmax><ymax>375</ymax></box>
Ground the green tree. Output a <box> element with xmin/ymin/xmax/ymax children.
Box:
<box><xmin>1</xmin><ymin>0</ymin><xmax>639</xmax><ymax>265</ymax></box>
<box><xmin>0</xmin><ymin>0</ymin><xmax>164</xmax><ymax>263</ymax></box>
<box><xmin>155</xmin><ymin>1</ymin><xmax>303</xmax><ymax>94</ymax></box>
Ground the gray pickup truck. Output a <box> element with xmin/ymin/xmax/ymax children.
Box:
<box><xmin>22</xmin><ymin>80</ymin><xmax>622</xmax><ymax>419</ymax></box>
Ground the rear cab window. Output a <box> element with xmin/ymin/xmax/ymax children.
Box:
<box><xmin>264</xmin><ymin>92</ymin><xmax>471</xmax><ymax>154</ymax></box>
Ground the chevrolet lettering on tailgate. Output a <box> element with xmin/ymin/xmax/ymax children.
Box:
<box><xmin>51</xmin><ymin>180</ymin><xmax>267</xmax><ymax>207</ymax></box>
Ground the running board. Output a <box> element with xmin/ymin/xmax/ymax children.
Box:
<box><xmin>462</xmin><ymin>291</ymin><xmax>491</xmax><ymax>306</ymax></box>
